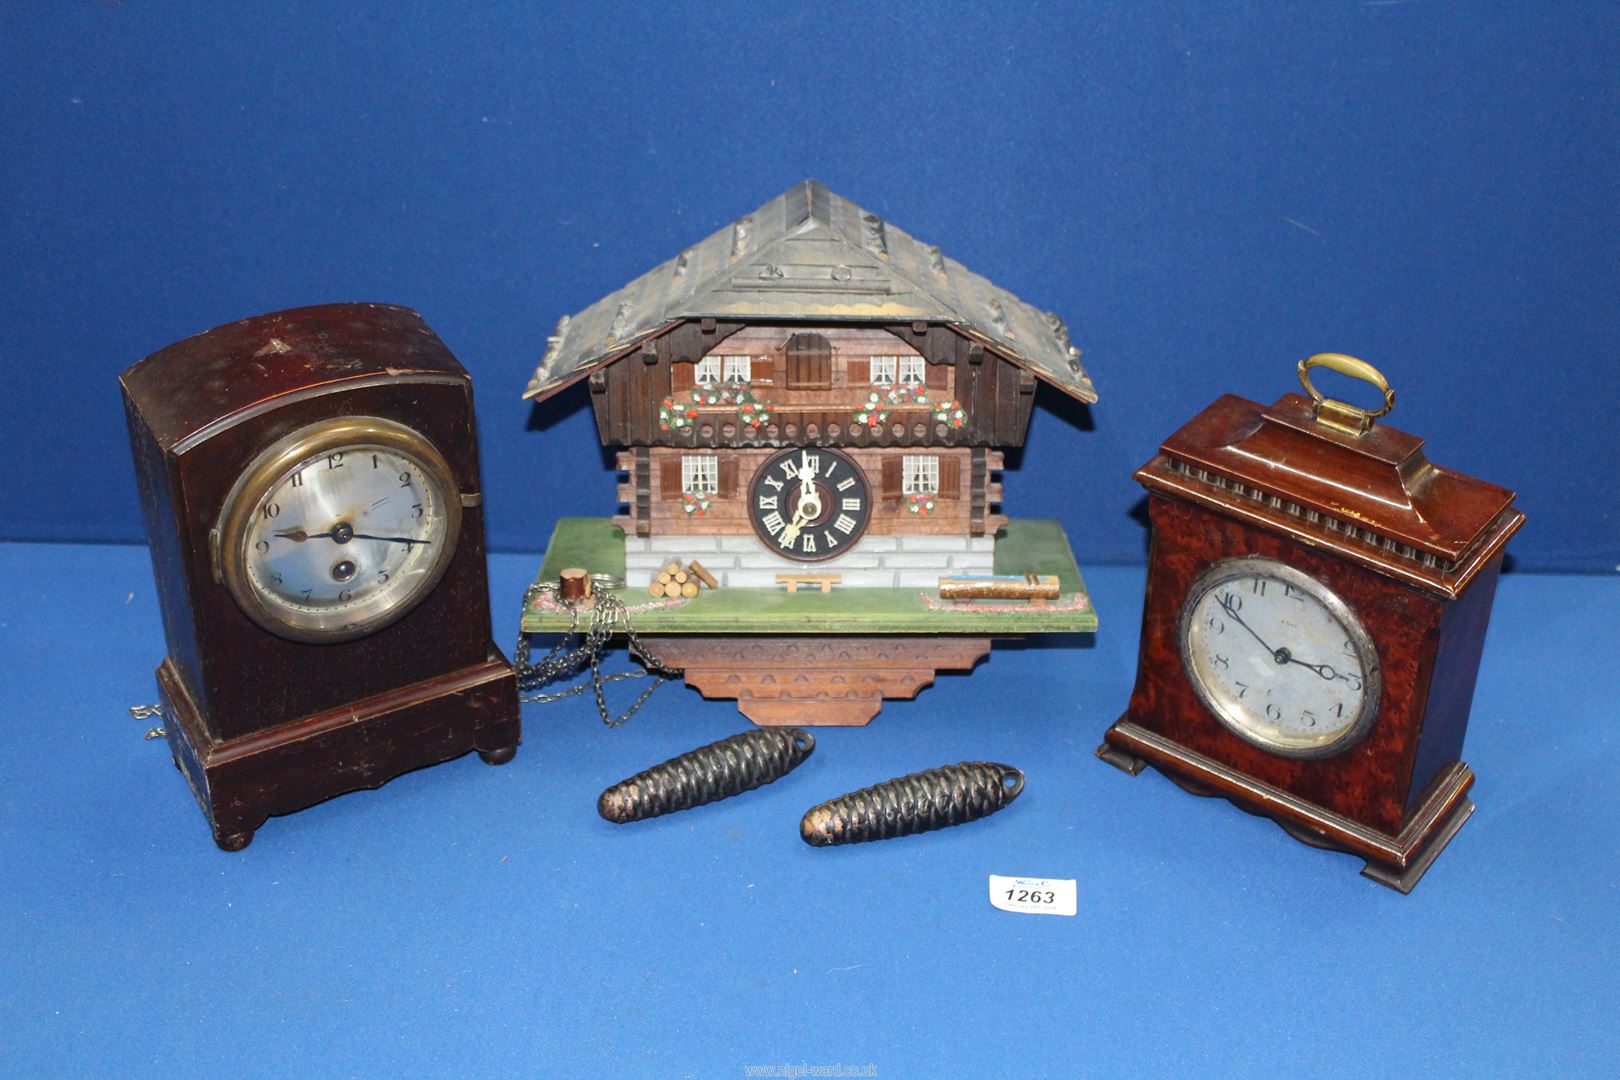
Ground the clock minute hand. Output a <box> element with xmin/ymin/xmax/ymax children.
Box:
<box><xmin>1218</xmin><ymin>596</ymin><xmax>1330</xmax><ymax>673</ymax></box>
<box><xmin>1216</xmin><ymin>594</ymin><xmax>1276</xmax><ymax>655</ymax></box>
<box><xmin>1217</xmin><ymin>595</ymin><xmax>1344</xmax><ymax>679</ymax></box>
<box><xmin>351</xmin><ymin>533</ymin><xmax>431</xmax><ymax>546</ymax></box>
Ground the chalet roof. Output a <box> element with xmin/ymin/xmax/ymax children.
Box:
<box><xmin>522</xmin><ymin>180</ymin><xmax>1097</xmax><ymax>404</ymax></box>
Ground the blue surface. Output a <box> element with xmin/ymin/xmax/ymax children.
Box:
<box><xmin>2</xmin><ymin>2</ymin><xmax>1618</xmax><ymax>572</ymax></box>
<box><xmin>1</xmin><ymin>542</ymin><xmax>1615</xmax><ymax>1077</ymax></box>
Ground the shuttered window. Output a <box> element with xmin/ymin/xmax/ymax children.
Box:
<box><xmin>899</xmin><ymin>356</ymin><xmax>925</xmax><ymax>385</ymax></box>
<box><xmin>694</xmin><ymin>357</ymin><xmax>722</xmax><ymax>385</ymax></box>
<box><xmin>870</xmin><ymin>356</ymin><xmax>898</xmax><ymax>385</ymax></box>
<box><xmin>720</xmin><ymin>355</ymin><xmax>752</xmax><ymax>382</ymax></box>
<box><xmin>882</xmin><ymin>456</ymin><xmax>903</xmax><ymax>497</ymax></box>
<box><xmin>785</xmin><ymin>333</ymin><xmax>832</xmax><ymax>388</ymax></box>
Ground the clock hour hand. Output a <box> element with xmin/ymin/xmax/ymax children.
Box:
<box><xmin>1281</xmin><ymin>654</ymin><xmax>1365</xmax><ymax>683</ymax></box>
<box><xmin>795</xmin><ymin>485</ymin><xmax>823</xmax><ymax>523</ymax></box>
<box><xmin>778</xmin><ymin>504</ymin><xmax>812</xmax><ymax>547</ymax></box>
<box><xmin>1283</xmin><ymin>656</ymin><xmax>1340</xmax><ymax>680</ymax></box>
<box><xmin>781</xmin><ymin>476</ymin><xmax>825</xmax><ymax>549</ymax></box>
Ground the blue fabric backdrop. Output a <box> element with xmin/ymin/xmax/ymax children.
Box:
<box><xmin>3</xmin><ymin>1</ymin><xmax>1615</xmax><ymax>571</ymax></box>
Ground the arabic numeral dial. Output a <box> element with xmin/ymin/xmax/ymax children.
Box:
<box><xmin>1180</xmin><ymin>557</ymin><xmax>1383</xmax><ymax>759</ymax></box>
<box><xmin>221</xmin><ymin>419</ymin><xmax>462</xmax><ymax>642</ymax></box>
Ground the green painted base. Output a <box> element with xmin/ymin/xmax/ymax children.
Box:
<box><xmin>520</xmin><ymin>517</ymin><xmax>1098</xmax><ymax>636</ymax></box>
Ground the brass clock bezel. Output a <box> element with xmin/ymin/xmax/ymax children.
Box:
<box><xmin>1178</xmin><ymin>556</ymin><xmax>1383</xmax><ymax>760</ymax></box>
<box><xmin>215</xmin><ymin>416</ymin><xmax>462</xmax><ymax>644</ymax></box>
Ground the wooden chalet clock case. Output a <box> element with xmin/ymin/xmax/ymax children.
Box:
<box><xmin>519</xmin><ymin>180</ymin><xmax>1100</xmax><ymax>726</ymax></box>
<box><xmin>122</xmin><ymin>304</ymin><xmax>521</xmax><ymax>850</ymax></box>
<box><xmin>1099</xmin><ymin>355</ymin><xmax>1523</xmax><ymax>892</ymax></box>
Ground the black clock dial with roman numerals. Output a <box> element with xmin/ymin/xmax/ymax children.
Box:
<box><xmin>747</xmin><ymin>447</ymin><xmax>872</xmax><ymax>562</ymax></box>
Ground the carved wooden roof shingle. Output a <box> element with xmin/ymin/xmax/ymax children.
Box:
<box><xmin>523</xmin><ymin>180</ymin><xmax>1096</xmax><ymax>404</ymax></box>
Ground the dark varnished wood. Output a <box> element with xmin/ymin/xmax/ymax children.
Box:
<box><xmin>598</xmin><ymin>321</ymin><xmax>1019</xmax><ymax>540</ymax></box>
<box><xmin>122</xmin><ymin>303</ymin><xmax>520</xmax><ymax>849</ymax></box>
<box><xmin>1103</xmin><ymin>719</ymin><xmax>1475</xmax><ymax>893</ymax></box>
<box><xmin>1138</xmin><ymin>392</ymin><xmax>1520</xmax><ymax>596</ymax></box>
<box><xmin>591</xmin><ymin>319</ymin><xmax>1036</xmax><ymax>450</ymax></box>
<box><xmin>646</xmin><ymin>635</ymin><xmax>992</xmax><ymax>727</ymax></box>
<box><xmin>1103</xmin><ymin>388</ymin><xmax>1523</xmax><ymax>889</ymax></box>
<box><xmin>159</xmin><ymin>653</ymin><xmax>518</xmax><ymax>850</ymax></box>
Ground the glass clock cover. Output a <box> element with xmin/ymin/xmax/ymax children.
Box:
<box><xmin>1180</xmin><ymin>557</ymin><xmax>1382</xmax><ymax>758</ymax></box>
<box><xmin>218</xmin><ymin>417</ymin><xmax>461</xmax><ymax>641</ymax></box>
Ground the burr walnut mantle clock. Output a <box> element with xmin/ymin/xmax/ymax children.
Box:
<box><xmin>122</xmin><ymin>303</ymin><xmax>520</xmax><ymax>850</ymax></box>
<box><xmin>1099</xmin><ymin>355</ymin><xmax>1522</xmax><ymax>892</ymax></box>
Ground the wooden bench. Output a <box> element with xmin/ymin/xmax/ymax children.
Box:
<box><xmin>776</xmin><ymin>572</ymin><xmax>842</xmax><ymax>594</ymax></box>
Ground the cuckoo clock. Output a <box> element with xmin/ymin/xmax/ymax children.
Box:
<box><xmin>1099</xmin><ymin>355</ymin><xmax>1523</xmax><ymax>892</ymax></box>
<box><xmin>122</xmin><ymin>304</ymin><xmax>520</xmax><ymax>850</ymax></box>
<box><xmin>520</xmin><ymin>180</ymin><xmax>1100</xmax><ymax>725</ymax></box>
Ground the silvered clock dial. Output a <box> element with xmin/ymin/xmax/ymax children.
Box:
<box><xmin>1180</xmin><ymin>556</ymin><xmax>1382</xmax><ymax>759</ymax></box>
<box><xmin>216</xmin><ymin>416</ymin><xmax>461</xmax><ymax>642</ymax></box>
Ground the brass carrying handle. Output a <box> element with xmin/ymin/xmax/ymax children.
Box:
<box><xmin>1297</xmin><ymin>353</ymin><xmax>1395</xmax><ymax>435</ymax></box>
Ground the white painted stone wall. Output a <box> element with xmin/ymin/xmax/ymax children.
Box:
<box><xmin>625</xmin><ymin>532</ymin><xmax>994</xmax><ymax>589</ymax></box>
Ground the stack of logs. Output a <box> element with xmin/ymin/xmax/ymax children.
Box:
<box><xmin>649</xmin><ymin>559</ymin><xmax>719</xmax><ymax>600</ymax></box>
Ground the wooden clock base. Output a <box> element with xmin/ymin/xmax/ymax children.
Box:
<box><xmin>1097</xmin><ymin>718</ymin><xmax>1475</xmax><ymax>894</ymax></box>
<box><xmin>642</xmin><ymin>634</ymin><xmax>992</xmax><ymax>727</ymax></box>
<box><xmin>157</xmin><ymin>654</ymin><xmax>521</xmax><ymax>851</ymax></box>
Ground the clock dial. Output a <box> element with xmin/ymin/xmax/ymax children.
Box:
<box><xmin>219</xmin><ymin>418</ymin><xmax>461</xmax><ymax>642</ymax></box>
<box><xmin>1180</xmin><ymin>557</ymin><xmax>1382</xmax><ymax>758</ymax></box>
<box><xmin>747</xmin><ymin>447</ymin><xmax>871</xmax><ymax>561</ymax></box>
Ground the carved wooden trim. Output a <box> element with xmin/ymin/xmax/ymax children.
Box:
<box><xmin>645</xmin><ymin>635</ymin><xmax>992</xmax><ymax>726</ymax></box>
<box><xmin>970</xmin><ymin>447</ymin><xmax>988</xmax><ymax>535</ymax></box>
<box><xmin>633</xmin><ymin>447</ymin><xmax>651</xmax><ymax>537</ymax></box>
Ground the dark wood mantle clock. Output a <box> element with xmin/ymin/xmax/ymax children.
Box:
<box><xmin>1099</xmin><ymin>355</ymin><xmax>1523</xmax><ymax>892</ymax></box>
<box><xmin>122</xmin><ymin>304</ymin><xmax>521</xmax><ymax>850</ymax></box>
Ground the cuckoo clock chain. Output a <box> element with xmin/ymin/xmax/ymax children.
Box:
<box><xmin>126</xmin><ymin>703</ymin><xmax>167</xmax><ymax>740</ymax></box>
<box><xmin>513</xmin><ymin>582</ymin><xmax>683</xmax><ymax>727</ymax></box>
